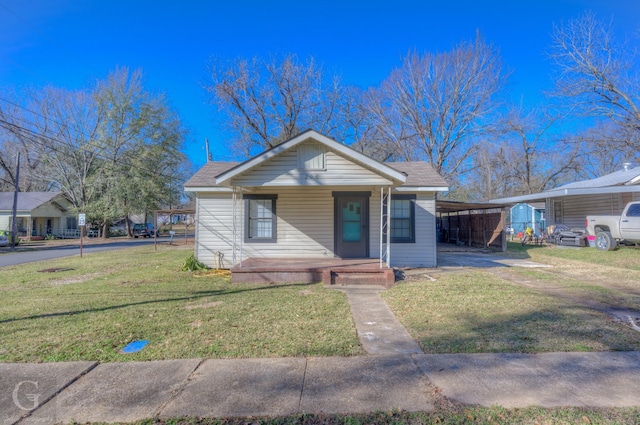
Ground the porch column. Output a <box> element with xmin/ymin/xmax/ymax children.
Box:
<box><xmin>386</xmin><ymin>186</ymin><xmax>391</xmax><ymax>268</ymax></box>
<box><xmin>238</xmin><ymin>187</ymin><xmax>243</xmax><ymax>268</ymax></box>
<box><xmin>232</xmin><ymin>186</ymin><xmax>237</xmax><ymax>266</ymax></box>
<box><xmin>379</xmin><ymin>188</ymin><xmax>384</xmax><ymax>268</ymax></box>
<box><xmin>379</xmin><ymin>186</ymin><xmax>392</xmax><ymax>268</ymax></box>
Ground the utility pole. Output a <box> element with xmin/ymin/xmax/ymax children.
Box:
<box><xmin>205</xmin><ymin>138</ymin><xmax>211</xmax><ymax>162</ymax></box>
<box><xmin>10</xmin><ymin>152</ymin><xmax>20</xmax><ymax>250</ymax></box>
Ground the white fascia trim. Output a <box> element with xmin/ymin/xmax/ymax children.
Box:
<box><xmin>215</xmin><ymin>130</ymin><xmax>407</xmax><ymax>185</ymax></box>
<box><xmin>490</xmin><ymin>185</ymin><xmax>640</xmax><ymax>204</ymax></box>
<box><xmin>628</xmin><ymin>175</ymin><xmax>640</xmax><ymax>185</ymax></box>
<box><xmin>394</xmin><ymin>186</ymin><xmax>449</xmax><ymax>192</ymax></box>
<box><xmin>184</xmin><ymin>186</ymin><xmax>233</xmax><ymax>193</ymax></box>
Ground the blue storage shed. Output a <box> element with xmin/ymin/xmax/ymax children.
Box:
<box><xmin>510</xmin><ymin>202</ymin><xmax>546</xmax><ymax>235</ymax></box>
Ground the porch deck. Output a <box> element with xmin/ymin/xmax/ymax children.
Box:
<box><xmin>230</xmin><ymin>258</ymin><xmax>396</xmax><ymax>287</ymax></box>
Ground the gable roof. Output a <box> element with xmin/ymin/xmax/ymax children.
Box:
<box><xmin>490</xmin><ymin>166</ymin><xmax>640</xmax><ymax>204</ymax></box>
<box><xmin>185</xmin><ymin>130</ymin><xmax>449</xmax><ymax>192</ymax></box>
<box><xmin>555</xmin><ymin>166</ymin><xmax>640</xmax><ymax>190</ymax></box>
<box><xmin>184</xmin><ymin>162</ymin><xmax>239</xmax><ymax>189</ymax></box>
<box><xmin>0</xmin><ymin>192</ymin><xmax>64</xmax><ymax>211</ymax></box>
<box><xmin>185</xmin><ymin>160</ymin><xmax>449</xmax><ymax>191</ymax></box>
<box><xmin>388</xmin><ymin>162</ymin><xmax>448</xmax><ymax>190</ymax></box>
<box><xmin>214</xmin><ymin>130</ymin><xmax>407</xmax><ymax>186</ymax></box>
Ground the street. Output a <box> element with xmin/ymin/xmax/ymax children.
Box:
<box><xmin>0</xmin><ymin>237</ymin><xmax>170</xmax><ymax>268</ymax></box>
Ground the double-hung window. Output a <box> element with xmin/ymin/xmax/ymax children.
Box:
<box><xmin>383</xmin><ymin>194</ymin><xmax>416</xmax><ymax>243</ymax></box>
<box><xmin>245</xmin><ymin>195</ymin><xmax>277</xmax><ymax>242</ymax></box>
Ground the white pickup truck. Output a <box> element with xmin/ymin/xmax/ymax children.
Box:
<box><xmin>586</xmin><ymin>201</ymin><xmax>640</xmax><ymax>250</ymax></box>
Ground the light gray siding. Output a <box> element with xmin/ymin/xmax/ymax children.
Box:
<box><xmin>0</xmin><ymin>215</ymin><xmax>9</xmax><ymax>231</ymax></box>
<box><xmin>195</xmin><ymin>187</ymin><xmax>438</xmax><ymax>268</ymax></box>
<box><xmin>547</xmin><ymin>194</ymin><xmax>627</xmax><ymax>229</ymax></box>
<box><xmin>195</xmin><ymin>193</ymin><xmax>236</xmax><ymax>268</ymax></box>
<box><xmin>196</xmin><ymin>187</ymin><xmax>338</xmax><ymax>267</ymax></box>
<box><xmin>386</xmin><ymin>193</ymin><xmax>437</xmax><ymax>268</ymax></box>
<box><xmin>231</xmin><ymin>141</ymin><xmax>393</xmax><ymax>187</ymax></box>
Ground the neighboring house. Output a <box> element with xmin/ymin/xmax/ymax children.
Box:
<box><xmin>492</xmin><ymin>164</ymin><xmax>640</xmax><ymax>229</ymax></box>
<box><xmin>184</xmin><ymin>130</ymin><xmax>449</xmax><ymax>270</ymax></box>
<box><xmin>510</xmin><ymin>202</ymin><xmax>546</xmax><ymax>235</ymax></box>
<box><xmin>0</xmin><ymin>192</ymin><xmax>77</xmax><ymax>238</ymax></box>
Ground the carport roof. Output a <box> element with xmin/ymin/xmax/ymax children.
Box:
<box><xmin>490</xmin><ymin>185</ymin><xmax>640</xmax><ymax>204</ymax></box>
<box><xmin>437</xmin><ymin>200</ymin><xmax>507</xmax><ymax>213</ymax></box>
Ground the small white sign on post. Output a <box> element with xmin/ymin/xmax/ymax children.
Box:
<box><xmin>78</xmin><ymin>213</ymin><xmax>86</xmax><ymax>258</ymax></box>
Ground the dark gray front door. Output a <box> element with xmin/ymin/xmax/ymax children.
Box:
<box><xmin>334</xmin><ymin>194</ymin><xmax>369</xmax><ymax>258</ymax></box>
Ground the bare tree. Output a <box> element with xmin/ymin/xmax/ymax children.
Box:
<box><xmin>571</xmin><ymin>120</ymin><xmax>639</xmax><ymax>178</ymax></box>
<box><xmin>468</xmin><ymin>106</ymin><xmax>581</xmax><ymax>200</ymax></box>
<box><xmin>0</xmin><ymin>95</ymin><xmax>49</xmax><ymax>192</ymax></box>
<box><xmin>206</xmin><ymin>54</ymin><xmax>345</xmax><ymax>155</ymax></box>
<box><xmin>371</xmin><ymin>33</ymin><xmax>508</xmax><ymax>184</ymax></box>
<box><xmin>339</xmin><ymin>86</ymin><xmax>395</xmax><ymax>161</ymax></box>
<box><xmin>550</xmin><ymin>11</ymin><xmax>640</xmax><ymax>150</ymax></box>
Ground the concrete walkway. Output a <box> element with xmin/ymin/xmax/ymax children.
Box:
<box><xmin>338</xmin><ymin>285</ymin><xmax>423</xmax><ymax>355</ymax></box>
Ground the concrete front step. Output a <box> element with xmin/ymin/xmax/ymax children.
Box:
<box><xmin>328</xmin><ymin>269</ymin><xmax>395</xmax><ymax>288</ymax></box>
<box><xmin>230</xmin><ymin>258</ymin><xmax>395</xmax><ymax>287</ymax></box>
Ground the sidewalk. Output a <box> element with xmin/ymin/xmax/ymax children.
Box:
<box><xmin>3</xmin><ymin>285</ymin><xmax>640</xmax><ymax>424</ymax></box>
<box><xmin>3</xmin><ymin>352</ymin><xmax>640</xmax><ymax>424</ymax></box>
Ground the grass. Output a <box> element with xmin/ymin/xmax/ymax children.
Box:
<box><xmin>0</xmin><ymin>245</ymin><xmax>361</xmax><ymax>362</ymax></box>
<box><xmin>136</xmin><ymin>406</ymin><xmax>640</xmax><ymax>424</ymax></box>
<box><xmin>383</xmin><ymin>269</ymin><xmax>640</xmax><ymax>353</ymax></box>
<box><xmin>2</xmin><ymin>239</ymin><xmax>640</xmax><ymax>362</ymax></box>
<box><xmin>4</xmin><ymin>244</ymin><xmax>640</xmax><ymax>423</ymax></box>
<box><xmin>504</xmin><ymin>242</ymin><xmax>640</xmax><ymax>312</ymax></box>
<box><xmin>508</xmin><ymin>241</ymin><xmax>640</xmax><ymax>271</ymax></box>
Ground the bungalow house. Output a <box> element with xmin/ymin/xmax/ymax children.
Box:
<box><xmin>184</xmin><ymin>130</ymin><xmax>449</xmax><ymax>283</ymax></box>
<box><xmin>491</xmin><ymin>164</ymin><xmax>640</xmax><ymax>230</ymax></box>
<box><xmin>0</xmin><ymin>192</ymin><xmax>77</xmax><ymax>239</ymax></box>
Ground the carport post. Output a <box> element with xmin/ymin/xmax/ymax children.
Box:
<box><xmin>483</xmin><ymin>210</ymin><xmax>487</xmax><ymax>248</ymax></box>
<box><xmin>501</xmin><ymin>209</ymin><xmax>507</xmax><ymax>252</ymax></box>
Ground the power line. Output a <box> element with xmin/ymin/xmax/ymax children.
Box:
<box><xmin>0</xmin><ymin>95</ymin><xmax>185</xmax><ymax>177</ymax></box>
<box><xmin>0</xmin><ymin>96</ymin><xmax>187</xmax><ymax>177</ymax></box>
<box><xmin>0</xmin><ymin>116</ymin><xmax>183</xmax><ymax>182</ymax></box>
<box><xmin>1</xmin><ymin>117</ymin><xmax>188</xmax><ymax>211</ymax></box>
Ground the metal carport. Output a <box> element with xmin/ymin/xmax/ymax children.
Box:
<box><xmin>436</xmin><ymin>200</ymin><xmax>508</xmax><ymax>252</ymax></box>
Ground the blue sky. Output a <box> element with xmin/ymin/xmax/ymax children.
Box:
<box><xmin>1</xmin><ymin>0</ymin><xmax>639</xmax><ymax>169</ymax></box>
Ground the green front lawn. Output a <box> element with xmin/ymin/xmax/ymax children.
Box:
<box><xmin>143</xmin><ymin>406</ymin><xmax>640</xmax><ymax>425</ymax></box>
<box><xmin>0</xmin><ymin>245</ymin><xmax>361</xmax><ymax>362</ymax></box>
<box><xmin>383</xmin><ymin>268</ymin><xmax>640</xmax><ymax>354</ymax></box>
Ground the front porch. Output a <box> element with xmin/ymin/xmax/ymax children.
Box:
<box><xmin>230</xmin><ymin>258</ymin><xmax>396</xmax><ymax>287</ymax></box>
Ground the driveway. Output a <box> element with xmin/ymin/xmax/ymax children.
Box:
<box><xmin>437</xmin><ymin>251</ymin><xmax>552</xmax><ymax>269</ymax></box>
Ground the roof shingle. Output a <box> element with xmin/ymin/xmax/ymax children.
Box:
<box><xmin>184</xmin><ymin>160</ymin><xmax>448</xmax><ymax>189</ymax></box>
<box><xmin>0</xmin><ymin>192</ymin><xmax>63</xmax><ymax>211</ymax></box>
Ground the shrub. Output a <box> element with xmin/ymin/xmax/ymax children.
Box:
<box><xmin>181</xmin><ymin>254</ymin><xmax>207</xmax><ymax>271</ymax></box>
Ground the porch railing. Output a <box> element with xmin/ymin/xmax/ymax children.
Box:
<box><xmin>52</xmin><ymin>228</ymin><xmax>81</xmax><ymax>239</ymax></box>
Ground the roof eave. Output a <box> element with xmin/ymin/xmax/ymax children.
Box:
<box><xmin>490</xmin><ymin>185</ymin><xmax>640</xmax><ymax>204</ymax></box>
<box><xmin>184</xmin><ymin>186</ymin><xmax>233</xmax><ymax>193</ymax></box>
<box><xmin>395</xmin><ymin>186</ymin><xmax>449</xmax><ymax>192</ymax></box>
